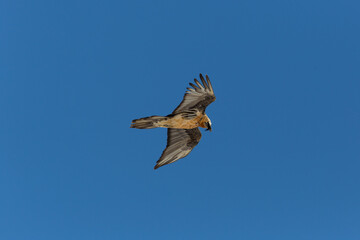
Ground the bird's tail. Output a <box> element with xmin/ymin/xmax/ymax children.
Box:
<box><xmin>130</xmin><ymin>116</ymin><xmax>168</xmax><ymax>129</ymax></box>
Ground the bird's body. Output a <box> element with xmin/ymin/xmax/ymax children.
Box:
<box><xmin>131</xmin><ymin>110</ymin><xmax>210</xmax><ymax>130</ymax></box>
<box><xmin>131</xmin><ymin>74</ymin><xmax>216</xmax><ymax>169</ymax></box>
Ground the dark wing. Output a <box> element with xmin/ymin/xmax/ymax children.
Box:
<box><xmin>172</xmin><ymin>74</ymin><xmax>216</xmax><ymax>114</ymax></box>
<box><xmin>154</xmin><ymin>128</ymin><xmax>202</xmax><ymax>169</ymax></box>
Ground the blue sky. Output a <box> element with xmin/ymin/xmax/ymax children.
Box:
<box><xmin>1</xmin><ymin>0</ymin><xmax>360</xmax><ymax>239</ymax></box>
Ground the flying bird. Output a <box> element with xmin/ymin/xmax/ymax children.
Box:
<box><xmin>130</xmin><ymin>74</ymin><xmax>216</xmax><ymax>169</ymax></box>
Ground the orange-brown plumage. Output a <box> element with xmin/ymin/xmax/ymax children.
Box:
<box><xmin>156</xmin><ymin>111</ymin><xmax>209</xmax><ymax>129</ymax></box>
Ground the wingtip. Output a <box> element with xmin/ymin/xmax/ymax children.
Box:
<box><xmin>205</xmin><ymin>74</ymin><xmax>213</xmax><ymax>93</ymax></box>
<box><xmin>199</xmin><ymin>73</ymin><xmax>205</xmax><ymax>81</ymax></box>
<box><xmin>199</xmin><ymin>73</ymin><xmax>207</xmax><ymax>89</ymax></box>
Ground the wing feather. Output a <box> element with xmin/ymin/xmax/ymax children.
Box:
<box><xmin>154</xmin><ymin>128</ymin><xmax>202</xmax><ymax>169</ymax></box>
<box><xmin>194</xmin><ymin>79</ymin><xmax>204</xmax><ymax>89</ymax></box>
<box><xmin>172</xmin><ymin>74</ymin><xmax>216</xmax><ymax>114</ymax></box>
<box><xmin>206</xmin><ymin>75</ymin><xmax>214</xmax><ymax>92</ymax></box>
<box><xmin>189</xmin><ymin>82</ymin><xmax>200</xmax><ymax>91</ymax></box>
<box><xmin>199</xmin><ymin>74</ymin><xmax>207</xmax><ymax>88</ymax></box>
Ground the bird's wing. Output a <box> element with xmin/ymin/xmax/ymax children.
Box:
<box><xmin>154</xmin><ymin>128</ymin><xmax>202</xmax><ymax>169</ymax></box>
<box><xmin>172</xmin><ymin>74</ymin><xmax>216</xmax><ymax>114</ymax></box>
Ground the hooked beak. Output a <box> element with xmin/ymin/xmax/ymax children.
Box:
<box><xmin>205</xmin><ymin>123</ymin><xmax>212</xmax><ymax>132</ymax></box>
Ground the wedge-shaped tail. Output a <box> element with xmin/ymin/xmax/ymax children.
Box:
<box><xmin>130</xmin><ymin>116</ymin><xmax>167</xmax><ymax>129</ymax></box>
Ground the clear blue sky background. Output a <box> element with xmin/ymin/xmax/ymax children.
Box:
<box><xmin>1</xmin><ymin>0</ymin><xmax>360</xmax><ymax>239</ymax></box>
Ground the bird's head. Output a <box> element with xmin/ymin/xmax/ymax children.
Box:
<box><xmin>202</xmin><ymin>115</ymin><xmax>212</xmax><ymax>132</ymax></box>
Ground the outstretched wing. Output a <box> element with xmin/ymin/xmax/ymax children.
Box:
<box><xmin>172</xmin><ymin>74</ymin><xmax>216</xmax><ymax>114</ymax></box>
<box><xmin>154</xmin><ymin>128</ymin><xmax>202</xmax><ymax>169</ymax></box>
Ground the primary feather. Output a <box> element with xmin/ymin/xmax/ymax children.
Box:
<box><xmin>172</xmin><ymin>74</ymin><xmax>216</xmax><ymax>114</ymax></box>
